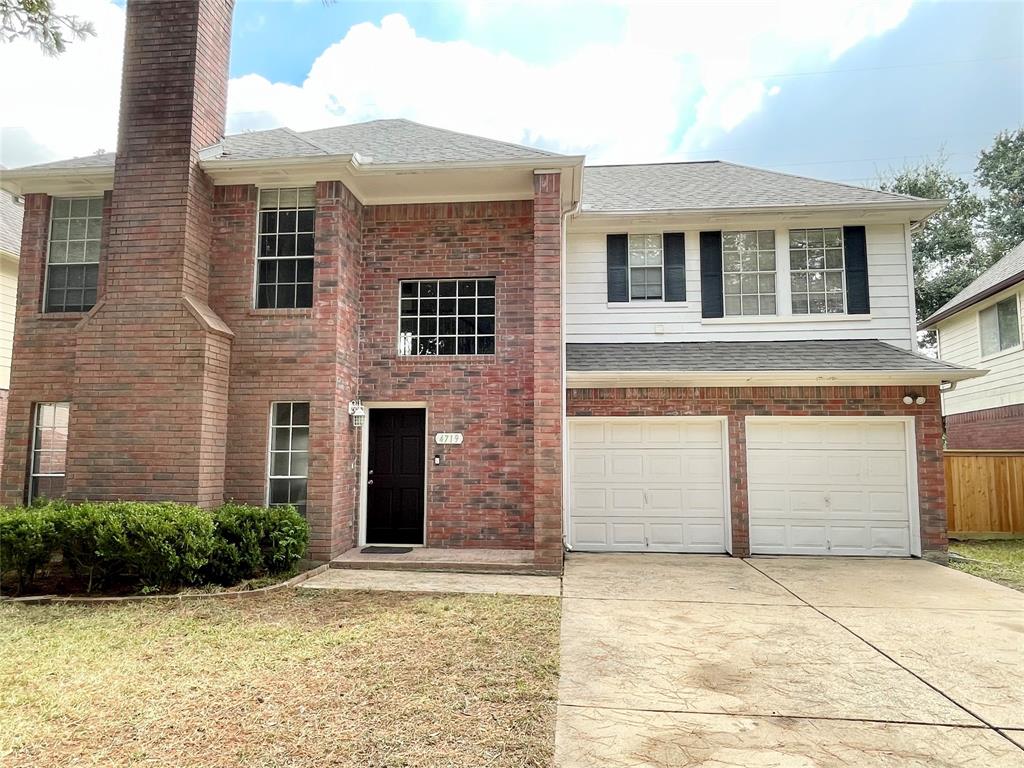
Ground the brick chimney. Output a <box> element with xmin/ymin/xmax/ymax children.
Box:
<box><xmin>67</xmin><ymin>0</ymin><xmax>235</xmax><ymax>506</ymax></box>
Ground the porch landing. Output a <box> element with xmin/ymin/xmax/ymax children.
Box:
<box><xmin>330</xmin><ymin>547</ymin><xmax>554</xmax><ymax>575</ymax></box>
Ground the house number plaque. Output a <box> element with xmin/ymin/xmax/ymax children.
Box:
<box><xmin>435</xmin><ymin>432</ymin><xmax>464</xmax><ymax>445</ymax></box>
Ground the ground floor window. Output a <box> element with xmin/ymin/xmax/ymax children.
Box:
<box><xmin>30</xmin><ymin>402</ymin><xmax>70</xmax><ymax>502</ymax></box>
<box><xmin>268</xmin><ymin>402</ymin><xmax>309</xmax><ymax>515</ymax></box>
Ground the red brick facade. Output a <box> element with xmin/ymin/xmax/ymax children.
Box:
<box><xmin>945</xmin><ymin>404</ymin><xmax>1024</xmax><ymax>450</ymax></box>
<box><xmin>567</xmin><ymin>385</ymin><xmax>947</xmax><ymax>557</ymax></box>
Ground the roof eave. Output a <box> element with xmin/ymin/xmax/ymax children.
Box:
<box><xmin>576</xmin><ymin>199</ymin><xmax>946</xmax><ymax>220</ymax></box>
<box><xmin>919</xmin><ymin>270</ymin><xmax>1024</xmax><ymax>330</ymax></box>
<box><xmin>566</xmin><ymin>368</ymin><xmax>985</xmax><ymax>388</ymax></box>
<box><xmin>0</xmin><ymin>166</ymin><xmax>114</xmax><ymax>196</ymax></box>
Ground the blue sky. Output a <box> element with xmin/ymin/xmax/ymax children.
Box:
<box><xmin>1</xmin><ymin>0</ymin><xmax>1021</xmax><ymax>191</ymax></box>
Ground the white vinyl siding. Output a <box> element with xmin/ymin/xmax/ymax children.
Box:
<box><xmin>566</xmin><ymin>221</ymin><xmax>915</xmax><ymax>348</ymax></box>
<box><xmin>936</xmin><ymin>285</ymin><xmax>1024</xmax><ymax>416</ymax></box>
<box><xmin>0</xmin><ymin>258</ymin><xmax>17</xmax><ymax>389</ymax></box>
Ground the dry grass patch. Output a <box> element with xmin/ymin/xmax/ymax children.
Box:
<box><xmin>0</xmin><ymin>589</ymin><xmax>560</xmax><ymax>767</ymax></box>
<box><xmin>950</xmin><ymin>539</ymin><xmax>1024</xmax><ymax>592</ymax></box>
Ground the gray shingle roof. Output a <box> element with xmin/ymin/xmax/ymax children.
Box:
<box><xmin>567</xmin><ymin>340</ymin><xmax>970</xmax><ymax>374</ymax></box>
<box><xmin>0</xmin><ymin>190</ymin><xmax>23</xmax><ymax>257</ymax></box>
<box><xmin>920</xmin><ymin>240</ymin><xmax>1024</xmax><ymax>329</ymax></box>
<box><xmin>9</xmin><ymin>151</ymin><xmax>116</xmax><ymax>172</ymax></box>
<box><xmin>581</xmin><ymin>161</ymin><xmax>933</xmax><ymax>212</ymax></box>
<box><xmin>204</xmin><ymin>119</ymin><xmax>567</xmax><ymax>164</ymax></box>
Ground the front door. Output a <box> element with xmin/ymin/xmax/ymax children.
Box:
<box><xmin>366</xmin><ymin>408</ymin><xmax>426</xmax><ymax>544</ymax></box>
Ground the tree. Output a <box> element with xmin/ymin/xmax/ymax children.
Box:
<box><xmin>880</xmin><ymin>157</ymin><xmax>986</xmax><ymax>323</ymax></box>
<box><xmin>976</xmin><ymin>128</ymin><xmax>1024</xmax><ymax>258</ymax></box>
<box><xmin>0</xmin><ymin>0</ymin><xmax>94</xmax><ymax>55</ymax></box>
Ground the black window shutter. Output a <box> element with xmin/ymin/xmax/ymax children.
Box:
<box><xmin>607</xmin><ymin>234</ymin><xmax>628</xmax><ymax>302</ymax></box>
<box><xmin>843</xmin><ymin>225</ymin><xmax>870</xmax><ymax>314</ymax></box>
<box><xmin>699</xmin><ymin>231</ymin><xmax>724</xmax><ymax>318</ymax></box>
<box><xmin>664</xmin><ymin>233</ymin><xmax>686</xmax><ymax>302</ymax></box>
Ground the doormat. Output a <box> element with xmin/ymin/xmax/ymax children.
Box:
<box><xmin>361</xmin><ymin>546</ymin><xmax>414</xmax><ymax>554</ymax></box>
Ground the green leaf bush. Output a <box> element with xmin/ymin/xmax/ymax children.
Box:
<box><xmin>0</xmin><ymin>501</ymin><xmax>309</xmax><ymax>594</ymax></box>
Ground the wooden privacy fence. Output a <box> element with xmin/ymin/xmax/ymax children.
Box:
<box><xmin>945</xmin><ymin>450</ymin><xmax>1024</xmax><ymax>537</ymax></box>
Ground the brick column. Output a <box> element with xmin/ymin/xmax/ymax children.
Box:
<box><xmin>532</xmin><ymin>172</ymin><xmax>563</xmax><ymax>571</ymax></box>
<box><xmin>67</xmin><ymin>0</ymin><xmax>235</xmax><ymax>506</ymax></box>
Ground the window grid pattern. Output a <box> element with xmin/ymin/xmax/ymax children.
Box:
<box><xmin>980</xmin><ymin>296</ymin><xmax>1021</xmax><ymax>357</ymax></box>
<box><xmin>268</xmin><ymin>402</ymin><xmax>309</xmax><ymax>516</ymax></box>
<box><xmin>46</xmin><ymin>197</ymin><xmax>102</xmax><ymax>313</ymax></box>
<box><xmin>30</xmin><ymin>402</ymin><xmax>70</xmax><ymax>502</ymax></box>
<box><xmin>628</xmin><ymin>234</ymin><xmax>664</xmax><ymax>300</ymax></box>
<box><xmin>790</xmin><ymin>228</ymin><xmax>846</xmax><ymax>314</ymax></box>
<box><xmin>722</xmin><ymin>230</ymin><xmax>777</xmax><ymax>316</ymax></box>
<box><xmin>398</xmin><ymin>278</ymin><xmax>496</xmax><ymax>356</ymax></box>
<box><xmin>256</xmin><ymin>187</ymin><xmax>316</xmax><ymax>309</ymax></box>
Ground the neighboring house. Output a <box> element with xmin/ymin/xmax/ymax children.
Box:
<box><xmin>0</xmin><ymin>188</ymin><xmax>23</xmax><ymax>479</ymax></box>
<box><xmin>0</xmin><ymin>0</ymin><xmax>979</xmax><ymax>568</ymax></box>
<box><xmin>920</xmin><ymin>240</ymin><xmax>1024</xmax><ymax>449</ymax></box>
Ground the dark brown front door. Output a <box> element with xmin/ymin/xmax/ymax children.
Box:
<box><xmin>366</xmin><ymin>408</ymin><xmax>426</xmax><ymax>544</ymax></box>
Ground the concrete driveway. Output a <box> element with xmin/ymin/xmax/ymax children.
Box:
<box><xmin>555</xmin><ymin>554</ymin><xmax>1024</xmax><ymax>767</ymax></box>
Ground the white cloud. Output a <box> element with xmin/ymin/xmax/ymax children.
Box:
<box><xmin>0</xmin><ymin>0</ymin><xmax>124</xmax><ymax>166</ymax></box>
<box><xmin>0</xmin><ymin>0</ymin><xmax>913</xmax><ymax>168</ymax></box>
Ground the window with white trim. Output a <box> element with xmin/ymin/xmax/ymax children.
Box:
<box><xmin>268</xmin><ymin>402</ymin><xmax>309</xmax><ymax>516</ymax></box>
<box><xmin>30</xmin><ymin>402</ymin><xmax>70</xmax><ymax>502</ymax></box>
<box><xmin>46</xmin><ymin>197</ymin><xmax>101</xmax><ymax>313</ymax></box>
<box><xmin>628</xmin><ymin>234</ymin><xmax>664</xmax><ymax>300</ymax></box>
<box><xmin>398</xmin><ymin>278</ymin><xmax>496</xmax><ymax>356</ymax></box>
<box><xmin>980</xmin><ymin>295</ymin><xmax>1021</xmax><ymax>357</ymax></box>
<box><xmin>789</xmin><ymin>228</ymin><xmax>845</xmax><ymax>314</ymax></box>
<box><xmin>256</xmin><ymin>187</ymin><xmax>315</xmax><ymax>309</ymax></box>
<box><xmin>722</xmin><ymin>230</ymin><xmax>776</xmax><ymax>316</ymax></box>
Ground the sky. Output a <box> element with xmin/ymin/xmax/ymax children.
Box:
<box><xmin>0</xmin><ymin>0</ymin><xmax>1021</xmax><ymax>190</ymax></box>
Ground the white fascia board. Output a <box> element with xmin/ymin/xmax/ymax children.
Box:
<box><xmin>566</xmin><ymin>368</ymin><xmax>986</xmax><ymax>388</ymax></box>
<box><xmin>1</xmin><ymin>168</ymin><xmax>114</xmax><ymax>196</ymax></box>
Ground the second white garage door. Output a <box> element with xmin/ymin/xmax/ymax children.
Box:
<box><xmin>568</xmin><ymin>418</ymin><xmax>728</xmax><ymax>552</ymax></box>
<box><xmin>746</xmin><ymin>417</ymin><xmax>916</xmax><ymax>556</ymax></box>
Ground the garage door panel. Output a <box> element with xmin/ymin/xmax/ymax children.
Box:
<box><xmin>568</xmin><ymin>419</ymin><xmax>727</xmax><ymax>553</ymax></box>
<box><xmin>747</xmin><ymin>418</ymin><xmax>913</xmax><ymax>557</ymax></box>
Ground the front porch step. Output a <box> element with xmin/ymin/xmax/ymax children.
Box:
<box><xmin>329</xmin><ymin>547</ymin><xmax>553</xmax><ymax>576</ymax></box>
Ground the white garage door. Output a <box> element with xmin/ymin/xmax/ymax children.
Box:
<box><xmin>747</xmin><ymin>418</ymin><xmax>915</xmax><ymax>556</ymax></box>
<box><xmin>568</xmin><ymin>418</ymin><xmax>728</xmax><ymax>552</ymax></box>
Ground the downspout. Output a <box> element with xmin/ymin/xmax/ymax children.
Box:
<box><xmin>561</xmin><ymin>165</ymin><xmax>582</xmax><ymax>552</ymax></box>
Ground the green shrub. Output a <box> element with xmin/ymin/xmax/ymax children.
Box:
<box><xmin>0</xmin><ymin>506</ymin><xmax>58</xmax><ymax>591</ymax></box>
<box><xmin>206</xmin><ymin>503</ymin><xmax>308</xmax><ymax>585</ymax></box>
<box><xmin>0</xmin><ymin>500</ymin><xmax>308</xmax><ymax>594</ymax></box>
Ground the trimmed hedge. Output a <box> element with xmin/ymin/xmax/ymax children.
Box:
<box><xmin>0</xmin><ymin>501</ymin><xmax>308</xmax><ymax>594</ymax></box>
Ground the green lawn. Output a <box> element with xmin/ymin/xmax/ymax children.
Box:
<box><xmin>0</xmin><ymin>589</ymin><xmax>560</xmax><ymax>768</ymax></box>
<box><xmin>949</xmin><ymin>539</ymin><xmax>1024</xmax><ymax>592</ymax></box>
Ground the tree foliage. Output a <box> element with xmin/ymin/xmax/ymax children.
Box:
<box><xmin>0</xmin><ymin>0</ymin><xmax>94</xmax><ymax>56</ymax></box>
<box><xmin>976</xmin><ymin>129</ymin><xmax>1024</xmax><ymax>258</ymax></box>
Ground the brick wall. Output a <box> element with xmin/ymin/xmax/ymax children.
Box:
<box><xmin>0</xmin><ymin>388</ymin><xmax>7</xmax><ymax>486</ymax></box>
<box><xmin>209</xmin><ymin>181</ymin><xmax>363</xmax><ymax>561</ymax></box>
<box><xmin>945</xmin><ymin>404</ymin><xmax>1024</xmax><ymax>450</ymax></box>
<box><xmin>567</xmin><ymin>385</ymin><xmax>946</xmax><ymax>557</ymax></box>
<box><xmin>359</xmin><ymin>200</ymin><xmax>537</xmax><ymax>550</ymax></box>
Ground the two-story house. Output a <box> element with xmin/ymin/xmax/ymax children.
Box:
<box><xmin>920</xmin><ymin>240</ymin><xmax>1024</xmax><ymax>449</ymax></box>
<box><xmin>0</xmin><ymin>0</ymin><xmax>978</xmax><ymax>571</ymax></box>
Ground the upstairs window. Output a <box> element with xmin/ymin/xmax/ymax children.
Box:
<box><xmin>722</xmin><ymin>230</ymin><xmax>776</xmax><ymax>316</ymax></box>
<box><xmin>256</xmin><ymin>187</ymin><xmax>315</xmax><ymax>309</ymax></box>
<box><xmin>398</xmin><ymin>278</ymin><xmax>496</xmax><ymax>356</ymax></box>
<box><xmin>980</xmin><ymin>295</ymin><xmax>1021</xmax><ymax>357</ymax></box>
<box><xmin>790</xmin><ymin>228</ymin><xmax>845</xmax><ymax>314</ymax></box>
<box><xmin>268</xmin><ymin>402</ymin><xmax>309</xmax><ymax>516</ymax></box>
<box><xmin>628</xmin><ymin>234</ymin><xmax>664</xmax><ymax>300</ymax></box>
<box><xmin>46</xmin><ymin>197</ymin><xmax>101</xmax><ymax>313</ymax></box>
<box><xmin>30</xmin><ymin>402</ymin><xmax>70</xmax><ymax>502</ymax></box>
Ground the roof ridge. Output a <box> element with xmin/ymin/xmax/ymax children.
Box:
<box><xmin>371</xmin><ymin>118</ymin><xmax>567</xmax><ymax>159</ymax></box>
<box><xmin>280</xmin><ymin>127</ymin><xmax>331</xmax><ymax>155</ymax></box>
<box><xmin>586</xmin><ymin>160</ymin><xmax>722</xmax><ymax>169</ymax></box>
<box><xmin>717</xmin><ymin>160</ymin><xmax>934</xmax><ymax>204</ymax></box>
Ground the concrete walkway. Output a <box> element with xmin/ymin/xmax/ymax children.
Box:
<box><xmin>555</xmin><ymin>553</ymin><xmax>1024</xmax><ymax>767</ymax></box>
<box><xmin>300</xmin><ymin>567</ymin><xmax>561</xmax><ymax>597</ymax></box>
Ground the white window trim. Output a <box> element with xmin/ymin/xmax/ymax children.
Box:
<box><xmin>252</xmin><ymin>186</ymin><xmax>316</xmax><ymax>311</ymax></box>
<box><xmin>43</xmin><ymin>196</ymin><xmax>102</xmax><ymax>314</ymax></box>
<box><xmin>721</xmin><ymin>228</ymin><xmax>779</xmax><ymax>317</ymax></box>
<box><xmin>396</xmin><ymin>277</ymin><xmax>497</xmax><ymax>357</ymax></box>
<box><xmin>788</xmin><ymin>226</ymin><xmax>848</xmax><ymax>316</ymax></box>
<box><xmin>976</xmin><ymin>292</ymin><xmax>1023</xmax><ymax>362</ymax></box>
<box><xmin>265</xmin><ymin>401</ymin><xmax>310</xmax><ymax>514</ymax></box>
<box><xmin>625</xmin><ymin>232</ymin><xmax>666</xmax><ymax>302</ymax></box>
<box><xmin>28</xmin><ymin>402</ymin><xmax>70</xmax><ymax>504</ymax></box>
